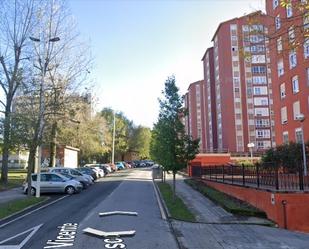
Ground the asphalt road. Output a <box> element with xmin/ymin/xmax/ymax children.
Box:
<box><xmin>0</xmin><ymin>169</ymin><xmax>178</xmax><ymax>249</ymax></box>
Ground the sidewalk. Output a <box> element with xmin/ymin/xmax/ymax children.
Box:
<box><xmin>0</xmin><ymin>187</ymin><xmax>26</xmax><ymax>205</ymax></box>
<box><xmin>164</xmin><ymin>173</ymin><xmax>309</xmax><ymax>249</ymax></box>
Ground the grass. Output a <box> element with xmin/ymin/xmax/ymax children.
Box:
<box><xmin>185</xmin><ymin>179</ymin><xmax>267</xmax><ymax>218</ymax></box>
<box><xmin>0</xmin><ymin>170</ymin><xmax>27</xmax><ymax>191</ymax></box>
<box><xmin>0</xmin><ymin>197</ymin><xmax>47</xmax><ymax>220</ymax></box>
<box><xmin>158</xmin><ymin>182</ymin><xmax>196</xmax><ymax>222</ymax></box>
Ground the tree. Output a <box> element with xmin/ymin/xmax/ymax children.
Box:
<box><xmin>9</xmin><ymin>0</ymin><xmax>91</xmax><ymax>196</ymax></box>
<box><xmin>100</xmin><ymin>108</ymin><xmax>132</xmax><ymax>161</ymax></box>
<box><xmin>151</xmin><ymin>76</ymin><xmax>199</xmax><ymax>200</ymax></box>
<box><xmin>129</xmin><ymin>126</ymin><xmax>151</xmax><ymax>159</ymax></box>
<box><xmin>0</xmin><ymin>0</ymin><xmax>37</xmax><ymax>184</ymax></box>
<box><xmin>262</xmin><ymin>141</ymin><xmax>309</xmax><ymax>172</ymax></box>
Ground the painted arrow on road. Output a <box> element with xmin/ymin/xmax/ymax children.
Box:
<box><xmin>99</xmin><ymin>211</ymin><xmax>138</xmax><ymax>217</ymax></box>
<box><xmin>0</xmin><ymin>224</ymin><xmax>43</xmax><ymax>249</ymax></box>
<box><xmin>83</xmin><ymin>227</ymin><xmax>135</xmax><ymax>238</ymax></box>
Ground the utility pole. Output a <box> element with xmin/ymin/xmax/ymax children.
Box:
<box><xmin>112</xmin><ymin>111</ymin><xmax>116</xmax><ymax>164</ymax></box>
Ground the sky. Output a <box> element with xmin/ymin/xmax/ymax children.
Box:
<box><xmin>68</xmin><ymin>0</ymin><xmax>265</xmax><ymax>128</ymax></box>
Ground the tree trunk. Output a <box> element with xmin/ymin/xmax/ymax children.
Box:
<box><xmin>27</xmin><ymin>145</ymin><xmax>37</xmax><ymax>197</ymax></box>
<box><xmin>1</xmin><ymin>104</ymin><xmax>12</xmax><ymax>184</ymax></box>
<box><xmin>49</xmin><ymin>122</ymin><xmax>57</xmax><ymax>167</ymax></box>
<box><xmin>172</xmin><ymin>171</ymin><xmax>176</xmax><ymax>202</ymax></box>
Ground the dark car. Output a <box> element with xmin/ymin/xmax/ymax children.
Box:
<box><xmin>78</xmin><ymin>167</ymin><xmax>97</xmax><ymax>181</ymax></box>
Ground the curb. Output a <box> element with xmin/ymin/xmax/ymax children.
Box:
<box><xmin>152</xmin><ymin>180</ymin><xmax>170</xmax><ymax>219</ymax></box>
<box><xmin>153</xmin><ymin>180</ymin><xmax>186</xmax><ymax>249</ymax></box>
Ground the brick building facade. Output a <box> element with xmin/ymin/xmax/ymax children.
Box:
<box><xmin>266</xmin><ymin>0</ymin><xmax>309</xmax><ymax>145</ymax></box>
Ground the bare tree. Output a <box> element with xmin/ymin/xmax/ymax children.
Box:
<box><xmin>17</xmin><ymin>0</ymin><xmax>91</xmax><ymax>195</ymax></box>
<box><xmin>0</xmin><ymin>0</ymin><xmax>37</xmax><ymax>184</ymax></box>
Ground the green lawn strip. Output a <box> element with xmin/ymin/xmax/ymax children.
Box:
<box><xmin>184</xmin><ymin>179</ymin><xmax>266</xmax><ymax>218</ymax></box>
<box><xmin>0</xmin><ymin>197</ymin><xmax>47</xmax><ymax>220</ymax></box>
<box><xmin>0</xmin><ymin>170</ymin><xmax>27</xmax><ymax>191</ymax></box>
<box><xmin>158</xmin><ymin>182</ymin><xmax>196</xmax><ymax>222</ymax></box>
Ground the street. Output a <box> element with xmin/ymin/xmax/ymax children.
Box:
<box><xmin>1</xmin><ymin>168</ymin><xmax>309</xmax><ymax>249</ymax></box>
<box><xmin>0</xmin><ymin>169</ymin><xmax>178</xmax><ymax>249</ymax></box>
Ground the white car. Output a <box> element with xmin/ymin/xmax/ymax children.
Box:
<box><xmin>101</xmin><ymin>164</ymin><xmax>112</xmax><ymax>173</ymax></box>
<box><xmin>84</xmin><ymin>164</ymin><xmax>105</xmax><ymax>178</ymax></box>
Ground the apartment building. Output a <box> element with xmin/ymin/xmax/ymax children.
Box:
<box><xmin>204</xmin><ymin>11</ymin><xmax>275</xmax><ymax>153</ymax></box>
<box><xmin>201</xmin><ymin>47</ymin><xmax>218</xmax><ymax>152</ymax></box>
<box><xmin>266</xmin><ymin>0</ymin><xmax>309</xmax><ymax>144</ymax></box>
<box><xmin>184</xmin><ymin>80</ymin><xmax>207</xmax><ymax>152</ymax></box>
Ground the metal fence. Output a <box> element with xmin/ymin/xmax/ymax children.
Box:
<box><xmin>191</xmin><ymin>163</ymin><xmax>309</xmax><ymax>191</ymax></box>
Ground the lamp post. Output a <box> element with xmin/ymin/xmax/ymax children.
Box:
<box><xmin>247</xmin><ymin>143</ymin><xmax>255</xmax><ymax>163</ymax></box>
<box><xmin>30</xmin><ymin>36</ymin><xmax>60</xmax><ymax>198</ymax></box>
<box><xmin>111</xmin><ymin>111</ymin><xmax>116</xmax><ymax>165</ymax></box>
<box><xmin>296</xmin><ymin>114</ymin><xmax>307</xmax><ymax>176</ymax></box>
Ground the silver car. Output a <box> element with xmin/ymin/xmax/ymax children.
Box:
<box><xmin>48</xmin><ymin>167</ymin><xmax>92</xmax><ymax>189</ymax></box>
<box><xmin>23</xmin><ymin>172</ymin><xmax>82</xmax><ymax>195</ymax></box>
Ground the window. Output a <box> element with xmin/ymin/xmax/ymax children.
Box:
<box><xmin>275</xmin><ymin>15</ymin><xmax>281</xmax><ymax>30</ymax></box>
<box><xmin>292</xmin><ymin>75</ymin><xmax>299</xmax><ymax>93</ymax></box>
<box><xmin>304</xmin><ymin>39</ymin><xmax>309</xmax><ymax>59</ymax></box>
<box><xmin>286</xmin><ymin>4</ymin><xmax>293</xmax><ymax>18</ymax></box>
<box><xmin>254</xmin><ymin>97</ymin><xmax>269</xmax><ymax>106</ymax></box>
<box><xmin>283</xmin><ymin>131</ymin><xmax>289</xmax><ymax>144</ymax></box>
<box><xmin>250</xmin><ymin>35</ymin><xmax>264</xmax><ymax>43</ymax></box>
<box><xmin>252</xmin><ymin>66</ymin><xmax>266</xmax><ymax>74</ymax></box>
<box><xmin>256</xmin><ymin>119</ymin><xmax>270</xmax><ymax>127</ymax></box>
<box><xmin>280</xmin><ymin>83</ymin><xmax>286</xmax><ymax>98</ymax></box>
<box><xmin>252</xmin><ymin>76</ymin><xmax>267</xmax><ymax>84</ymax></box>
<box><xmin>293</xmin><ymin>101</ymin><xmax>300</xmax><ymax>120</ymax></box>
<box><xmin>255</xmin><ymin>108</ymin><xmax>269</xmax><ymax>116</ymax></box>
<box><xmin>277</xmin><ymin>37</ymin><xmax>282</xmax><ymax>52</ymax></box>
<box><xmin>251</xmin><ymin>45</ymin><xmax>265</xmax><ymax>53</ymax></box>
<box><xmin>295</xmin><ymin>128</ymin><xmax>303</xmax><ymax>143</ymax></box>
<box><xmin>256</xmin><ymin>130</ymin><xmax>270</xmax><ymax>138</ymax></box>
<box><xmin>257</xmin><ymin>141</ymin><xmax>265</xmax><ymax>149</ymax></box>
<box><xmin>289</xmin><ymin>50</ymin><xmax>297</xmax><ymax>68</ymax></box>
<box><xmin>253</xmin><ymin>86</ymin><xmax>268</xmax><ymax>95</ymax></box>
<box><xmin>277</xmin><ymin>59</ymin><xmax>284</xmax><ymax>76</ymax></box>
<box><xmin>281</xmin><ymin>106</ymin><xmax>287</xmax><ymax>124</ymax></box>
<box><xmin>251</xmin><ymin>55</ymin><xmax>266</xmax><ymax>63</ymax></box>
<box><xmin>288</xmin><ymin>27</ymin><xmax>295</xmax><ymax>43</ymax></box>
<box><xmin>273</xmin><ymin>0</ymin><xmax>279</xmax><ymax>9</ymax></box>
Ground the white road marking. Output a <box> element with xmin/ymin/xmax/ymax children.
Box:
<box><xmin>0</xmin><ymin>224</ymin><xmax>43</xmax><ymax>249</ymax></box>
<box><xmin>0</xmin><ymin>196</ymin><xmax>68</xmax><ymax>229</ymax></box>
<box><xmin>83</xmin><ymin>227</ymin><xmax>136</xmax><ymax>237</ymax></box>
<box><xmin>99</xmin><ymin>211</ymin><xmax>138</xmax><ymax>217</ymax></box>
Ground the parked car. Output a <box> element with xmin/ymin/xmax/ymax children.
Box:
<box><xmin>144</xmin><ymin>160</ymin><xmax>154</xmax><ymax>167</ymax></box>
<box><xmin>84</xmin><ymin>164</ymin><xmax>105</xmax><ymax>178</ymax></box>
<box><xmin>115</xmin><ymin>162</ymin><xmax>125</xmax><ymax>170</ymax></box>
<box><xmin>101</xmin><ymin>164</ymin><xmax>112</xmax><ymax>173</ymax></box>
<box><xmin>23</xmin><ymin>172</ymin><xmax>83</xmax><ymax>195</ymax></box>
<box><xmin>78</xmin><ymin>167</ymin><xmax>97</xmax><ymax>181</ymax></box>
<box><xmin>47</xmin><ymin>167</ymin><xmax>92</xmax><ymax>189</ymax></box>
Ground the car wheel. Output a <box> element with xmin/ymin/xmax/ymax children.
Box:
<box><xmin>65</xmin><ymin>186</ymin><xmax>76</xmax><ymax>195</ymax></box>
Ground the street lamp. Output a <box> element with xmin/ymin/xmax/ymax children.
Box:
<box><xmin>30</xmin><ymin>35</ymin><xmax>60</xmax><ymax>198</ymax></box>
<box><xmin>296</xmin><ymin>113</ymin><xmax>307</xmax><ymax>176</ymax></box>
<box><xmin>111</xmin><ymin>111</ymin><xmax>116</xmax><ymax>165</ymax></box>
<box><xmin>247</xmin><ymin>142</ymin><xmax>255</xmax><ymax>163</ymax></box>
